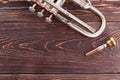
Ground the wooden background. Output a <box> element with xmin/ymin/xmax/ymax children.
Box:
<box><xmin>0</xmin><ymin>0</ymin><xmax>120</xmax><ymax>79</ymax></box>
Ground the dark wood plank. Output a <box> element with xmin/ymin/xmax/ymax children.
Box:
<box><xmin>0</xmin><ymin>22</ymin><xmax>119</xmax><ymax>73</ymax></box>
<box><xmin>0</xmin><ymin>74</ymin><xmax>120</xmax><ymax>80</ymax></box>
<box><xmin>0</xmin><ymin>0</ymin><xmax>119</xmax><ymax>74</ymax></box>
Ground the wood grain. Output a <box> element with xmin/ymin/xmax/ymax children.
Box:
<box><xmin>0</xmin><ymin>1</ymin><xmax>120</xmax><ymax>22</ymax></box>
<box><xmin>0</xmin><ymin>0</ymin><xmax>119</xmax><ymax>74</ymax></box>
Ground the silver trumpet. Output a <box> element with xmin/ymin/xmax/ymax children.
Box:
<box><xmin>28</xmin><ymin>0</ymin><xmax>106</xmax><ymax>38</ymax></box>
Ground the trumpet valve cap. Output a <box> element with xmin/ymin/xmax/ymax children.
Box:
<box><xmin>29</xmin><ymin>6</ymin><xmax>35</xmax><ymax>12</ymax></box>
<box><xmin>46</xmin><ymin>17</ymin><xmax>52</xmax><ymax>23</ymax></box>
<box><xmin>37</xmin><ymin>12</ymin><xmax>44</xmax><ymax>18</ymax></box>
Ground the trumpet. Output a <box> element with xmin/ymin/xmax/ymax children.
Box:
<box><xmin>0</xmin><ymin>0</ymin><xmax>106</xmax><ymax>38</ymax></box>
<box><xmin>28</xmin><ymin>0</ymin><xmax>106</xmax><ymax>38</ymax></box>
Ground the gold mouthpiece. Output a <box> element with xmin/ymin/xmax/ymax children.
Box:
<box><xmin>85</xmin><ymin>37</ymin><xmax>117</xmax><ymax>57</ymax></box>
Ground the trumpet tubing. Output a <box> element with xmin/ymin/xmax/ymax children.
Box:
<box><xmin>37</xmin><ymin>0</ymin><xmax>106</xmax><ymax>38</ymax></box>
<box><xmin>0</xmin><ymin>0</ymin><xmax>106</xmax><ymax>38</ymax></box>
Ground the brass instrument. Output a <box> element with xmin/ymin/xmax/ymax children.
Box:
<box><xmin>28</xmin><ymin>0</ymin><xmax>106</xmax><ymax>38</ymax></box>
<box><xmin>0</xmin><ymin>0</ymin><xmax>106</xmax><ymax>38</ymax></box>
